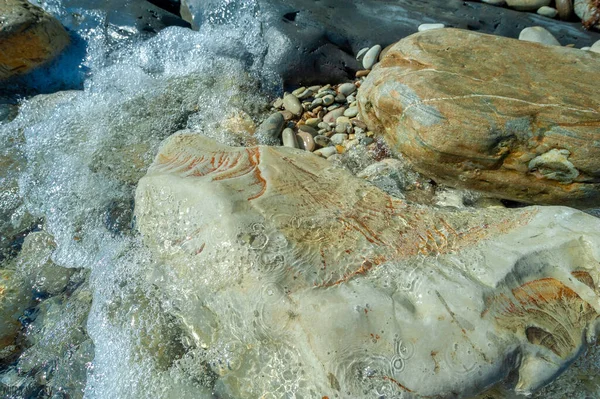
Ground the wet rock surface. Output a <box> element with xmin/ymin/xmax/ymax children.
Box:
<box><xmin>0</xmin><ymin>0</ymin><xmax>70</xmax><ymax>80</ymax></box>
<box><xmin>358</xmin><ymin>28</ymin><xmax>600</xmax><ymax>208</ymax></box>
<box><xmin>135</xmin><ymin>133</ymin><xmax>600</xmax><ymax>398</ymax></box>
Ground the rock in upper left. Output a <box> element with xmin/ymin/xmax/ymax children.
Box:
<box><xmin>0</xmin><ymin>0</ymin><xmax>70</xmax><ymax>80</ymax></box>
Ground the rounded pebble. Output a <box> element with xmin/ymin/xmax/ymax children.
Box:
<box><xmin>537</xmin><ymin>6</ymin><xmax>558</xmax><ymax>18</ymax></box>
<box><xmin>335</xmin><ymin>93</ymin><xmax>346</xmax><ymax>103</ymax></box>
<box><xmin>352</xmin><ymin>119</ymin><xmax>367</xmax><ymax>129</ymax></box>
<box><xmin>323</xmin><ymin>107</ymin><xmax>346</xmax><ymax>123</ymax></box>
<box><xmin>330</xmin><ymin>133</ymin><xmax>348</xmax><ymax>145</ymax></box>
<box><xmin>317</xmin><ymin>122</ymin><xmax>330</xmax><ymax>130</ymax></box>
<box><xmin>418</xmin><ymin>23</ymin><xmax>445</xmax><ymax>31</ymax></box>
<box><xmin>344</xmin><ymin>107</ymin><xmax>359</xmax><ymax>117</ymax></box>
<box><xmin>356</xmin><ymin>69</ymin><xmax>370</xmax><ymax>78</ymax></box>
<box><xmin>283</xmin><ymin>93</ymin><xmax>303</xmax><ymax>116</ymax></box>
<box><xmin>298</xmin><ymin>125</ymin><xmax>318</xmax><ymax>136</ymax></box>
<box><xmin>292</xmin><ymin>87</ymin><xmax>306</xmax><ymax>96</ymax></box>
<box><xmin>256</xmin><ymin>112</ymin><xmax>285</xmax><ymax>144</ymax></box>
<box><xmin>322</xmin><ymin>94</ymin><xmax>335</xmax><ymax>106</ymax></box>
<box><xmin>338</xmin><ymin>83</ymin><xmax>357</xmax><ymax>96</ymax></box>
<box><xmin>314</xmin><ymin>135</ymin><xmax>331</xmax><ymax>147</ymax></box>
<box><xmin>297</xmin><ymin>89</ymin><xmax>314</xmax><ymax>100</ymax></box>
<box><xmin>362</xmin><ymin>44</ymin><xmax>382</xmax><ymax>70</ymax></box>
<box><xmin>297</xmin><ymin>131</ymin><xmax>315</xmax><ymax>152</ymax></box>
<box><xmin>282</xmin><ymin>128</ymin><xmax>299</xmax><ymax>148</ymax></box>
<box><xmin>356</xmin><ymin>47</ymin><xmax>369</xmax><ymax>60</ymax></box>
<box><xmin>305</xmin><ymin>118</ymin><xmax>321</xmax><ymax>127</ymax></box>
<box><xmin>591</xmin><ymin>40</ymin><xmax>600</xmax><ymax>53</ymax></box>
<box><xmin>518</xmin><ymin>26</ymin><xmax>560</xmax><ymax>46</ymax></box>
<box><xmin>315</xmin><ymin>147</ymin><xmax>337</xmax><ymax>158</ymax></box>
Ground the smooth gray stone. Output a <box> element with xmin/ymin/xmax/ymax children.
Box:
<box><xmin>313</xmin><ymin>135</ymin><xmax>331</xmax><ymax>147</ymax></box>
<box><xmin>330</xmin><ymin>133</ymin><xmax>348</xmax><ymax>145</ymax></box>
<box><xmin>298</xmin><ymin>124</ymin><xmax>318</xmax><ymax>136</ymax></box>
<box><xmin>337</xmin><ymin>83</ymin><xmax>357</xmax><ymax>96</ymax></box>
<box><xmin>282</xmin><ymin>127</ymin><xmax>299</xmax><ymax>148</ymax></box>
<box><xmin>255</xmin><ymin>112</ymin><xmax>285</xmax><ymax>145</ymax></box>
<box><xmin>362</xmin><ymin>44</ymin><xmax>382</xmax><ymax>69</ymax></box>
<box><xmin>283</xmin><ymin>93</ymin><xmax>303</xmax><ymax>116</ymax></box>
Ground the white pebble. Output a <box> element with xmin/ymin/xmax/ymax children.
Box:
<box><xmin>536</xmin><ymin>6</ymin><xmax>558</xmax><ymax>18</ymax></box>
<box><xmin>418</xmin><ymin>23</ymin><xmax>445</xmax><ymax>32</ymax></box>
<box><xmin>518</xmin><ymin>26</ymin><xmax>560</xmax><ymax>46</ymax></box>
<box><xmin>356</xmin><ymin>47</ymin><xmax>369</xmax><ymax>61</ymax></box>
<box><xmin>362</xmin><ymin>45</ymin><xmax>382</xmax><ymax>70</ymax></box>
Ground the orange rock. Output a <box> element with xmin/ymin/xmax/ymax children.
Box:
<box><xmin>0</xmin><ymin>0</ymin><xmax>70</xmax><ymax>79</ymax></box>
<box><xmin>358</xmin><ymin>28</ymin><xmax>600</xmax><ymax>208</ymax></box>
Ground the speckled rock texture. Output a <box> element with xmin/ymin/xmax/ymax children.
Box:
<box><xmin>358</xmin><ymin>28</ymin><xmax>600</xmax><ymax>208</ymax></box>
<box><xmin>0</xmin><ymin>0</ymin><xmax>70</xmax><ymax>79</ymax></box>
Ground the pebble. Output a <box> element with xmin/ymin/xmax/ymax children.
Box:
<box><xmin>292</xmin><ymin>87</ymin><xmax>306</xmax><ymax>96</ymax></box>
<box><xmin>311</xmin><ymin>98</ymin><xmax>323</xmax><ymax>108</ymax></box>
<box><xmin>282</xmin><ymin>128</ymin><xmax>299</xmax><ymax>148</ymax></box>
<box><xmin>581</xmin><ymin>46</ymin><xmax>591</xmax><ymax>51</ymax></box>
<box><xmin>327</xmin><ymin>104</ymin><xmax>341</xmax><ymax>111</ymax></box>
<box><xmin>338</xmin><ymin>83</ymin><xmax>357</xmax><ymax>96</ymax></box>
<box><xmin>297</xmin><ymin>131</ymin><xmax>315</xmax><ymax>151</ymax></box>
<box><xmin>591</xmin><ymin>40</ymin><xmax>600</xmax><ymax>54</ymax></box>
<box><xmin>336</xmin><ymin>116</ymin><xmax>351</xmax><ymax>125</ymax></box>
<box><xmin>322</xmin><ymin>94</ymin><xmax>335</xmax><ymax>106</ymax></box>
<box><xmin>336</xmin><ymin>122</ymin><xmax>351</xmax><ymax>133</ymax></box>
<box><xmin>283</xmin><ymin>93</ymin><xmax>303</xmax><ymax>116</ymax></box>
<box><xmin>256</xmin><ymin>112</ymin><xmax>285</xmax><ymax>144</ymax></box>
<box><xmin>318</xmin><ymin>128</ymin><xmax>328</xmax><ymax>135</ymax></box>
<box><xmin>330</xmin><ymin>133</ymin><xmax>348</xmax><ymax>145</ymax></box>
<box><xmin>318</xmin><ymin>84</ymin><xmax>331</xmax><ymax>93</ymax></box>
<box><xmin>305</xmin><ymin>118</ymin><xmax>321</xmax><ymax>127</ymax></box>
<box><xmin>537</xmin><ymin>6</ymin><xmax>558</xmax><ymax>18</ymax></box>
<box><xmin>335</xmin><ymin>93</ymin><xmax>346</xmax><ymax>103</ymax></box>
<box><xmin>418</xmin><ymin>23</ymin><xmax>445</xmax><ymax>32</ymax></box>
<box><xmin>279</xmin><ymin>110</ymin><xmax>294</xmax><ymax>121</ymax></box>
<box><xmin>356</xmin><ymin>69</ymin><xmax>370</xmax><ymax>78</ymax></box>
<box><xmin>297</xmin><ymin>89</ymin><xmax>314</xmax><ymax>100</ymax></box>
<box><xmin>352</xmin><ymin>119</ymin><xmax>367</xmax><ymax>129</ymax></box>
<box><xmin>314</xmin><ymin>135</ymin><xmax>331</xmax><ymax>147</ymax></box>
<box><xmin>273</xmin><ymin>98</ymin><xmax>284</xmax><ymax>109</ymax></box>
<box><xmin>356</xmin><ymin>47</ymin><xmax>369</xmax><ymax>60</ymax></box>
<box><xmin>318</xmin><ymin>121</ymin><xmax>330</xmax><ymax>130</ymax></box>
<box><xmin>314</xmin><ymin>147</ymin><xmax>337</xmax><ymax>158</ymax></box>
<box><xmin>518</xmin><ymin>26</ymin><xmax>560</xmax><ymax>46</ymax></box>
<box><xmin>298</xmin><ymin>125</ymin><xmax>318</xmax><ymax>136</ymax></box>
<box><xmin>344</xmin><ymin>107</ymin><xmax>359</xmax><ymax>117</ymax></box>
<box><xmin>362</xmin><ymin>44</ymin><xmax>382</xmax><ymax>70</ymax></box>
<box><xmin>555</xmin><ymin>0</ymin><xmax>573</xmax><ymax>20</ymax></box>
<box><xmin>308</xmin><ymin>85</ymin><xmax>321</xmax><ymax>92</ymax></box>
<box><xmin>346</xmin><ymin>94</ymin><xmax>356</xmax><ymax>103</ymax></box>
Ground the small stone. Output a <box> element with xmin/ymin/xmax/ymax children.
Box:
<box><xmin>314</xmin><ymin>147</ymin><xmax>337</xmax><ymax>158</ymax></box>
<box><xmin>555</xmin><ymin>0</ymin><xmax>574</xmax><ymax>20</ymax></box>
<box><xmin>338</xmin><ymin>83</ymin><xmax>357</xmax><ymax>96</ymax></box>
<box><xmin>518</xmin><ymin>26</ymin><xmax>560</xmax><ymax>46</ymax></box>
<box><xmin>344</xmin><ymin>107</ymin><xmax>359</xmax><ymax>118</ymax></box>
<box><xmin>256</xmin><ymin>112</ymin><xmax>285</xmax><ymax>145</ymax></box>
<box><xmin>311</xmin><ymin>98</ymin><xmax>323</xmax><ymax>108</ymax></box>
<box><xmin>506</xmin><ymin>0</ymin><xmax>551</xmax><ymax>11</ymax></box>
<box><xmin>336</xmin><ymin>123</ymin><xmax>350</xmax><ymax>133</ymax></box>
<box><xmin>362</xmin><ymin>44</ymin><xmax>382</xmax><ymax>70</ymax></box>
<box><xmin>308</xmin><ymin>85</ymin><xmax>321</xmax><ymax>92</ymax></box>
<box><xmin>360</xmin><ymin>137</ymin><xmax>375</xmax><ymax>145</ymax></box>
<box><xmin>283</xmin><ymin>93</ymin><xmax>303</xmax><ymax>116</ymax></box>
<box><xmin>318</xmin><ymin>129</ymin><xmax>328</xmax><ymax>135</ymax></box>
<box><xmin>273</xmin><ymin>98</ymin><xmax>284</xmax><ymax>109</ymax></box>
<box><xmin>323</xmin><ymin>107</ymin><xmax>346</xmax><ymax>123</ymax></box>
<box><xmin>356</xmin><ymin>69</ymin><xmax>371</xmax><ymax>78</ymax></box>
<box><xmin>352</xmin><ymin>120</ymin><xmax>367</xmax><ymax>129</ymax></box>
<box><xmin>418</xmin><ymin>23</ymin><xmax>445</xmax><ymax>32</ymax></box>
<box><xmin>581</xmin><ymin>46</ymin><xmax>591</xmax><ymax>50</ymax></box>
<box><xmin>335</xmin><ymin>145</ymin><xmax>345</xmax><ymax>154</ymax></box>
<box><xmin>322</xmin><ymin>95</ymin><xmax>335</xmax><ymax>106</ymax></box>
<box><xmin>317</xmin><ymin>122</ymin><xmax>330</xmax><ymax>130</ymax></box>
<box><xmin>297</xmin><ymin>89</ymin><xmax>314</xmax><ymax>100</ymax></box>
<box><xmin>591</xmin><ymin>40</ymin><xmax>600</xmax><ymax>54</ymax></box>
<box><xmin>298</xmin><ymin>125</ymin><xmax>318</xmax><ymax>136</ymax></box>
<box><xmin>346</xmin><ymin>94</ymin><xmax>356</xmax><ymax>103</ymax></box>
<box><xmin>314</xmin><ymin>135</ymin><xmax>331</xmax><ymax>147</ymax></box>
<box><xmin>318</xmin><ymin>84</ymin><xmax>331</xmax><ymax>93</ymax></box>
<box><xmin>306</xmin><ymin>118</ymin><xmax>321</xmax><ymax>127</ymax></box>
<box><xmin>327</xmin><ymin>104</ymin><xmax>340</xmax><ymax>111</ymax></box>
<box><xmin>537</xmin><ymin>6</ymin><xmax>558</xmax><ymax>17</ymax></box>
<box><xmin>335</xmin><ymin>94</ymin><xmax>346</xmax><ymax>103</ymax></box>
<box><xmin>330</xmin><ymin>133</ymin><xmax>348</xmax><ymax>145</ymax></box>
<box><xmin>356</xmin><ymin>47</ymin><xmax>369</xmax><ymax>60</ymax></box>
<box><xmin>336</xmin><ymin>116</ymin><xmax>351</xmax><ymax>125</ymax></box>
<box><xmin>297</xmin><ymin>131</ymin><xmax>315</xmax><ymax>152</ymax></box>
<box><xmin>282</xmin><ymin>128</ymin><xmax>299</xmax><ymax>148</ymax></box>
<box><xmin>292</xmin><ymin>87</ymin><xmax>306</xmax><ymax>96</ymax></box>
<box><xmin>279</xmin><ymin>110</ymin><xmax>294</xmax><ymax>121</ymax></box>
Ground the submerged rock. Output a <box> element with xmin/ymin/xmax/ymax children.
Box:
<box><xmin>135</xmin><ymin>133</ymin><xmax>600</xmax><ymax>398</ymax></box>
<box><xmin>0</xmin><ymin>0</ymin><xmax>70</xmax><ymax>80</ymax></box>
<box><xmin>358</xmin><ymin>28</ymin><xmax>600</xmax><ymax>208</ymax></box>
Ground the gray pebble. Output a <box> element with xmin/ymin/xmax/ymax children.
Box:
<box><xmin>297</xmin><ymin>89</ymin><xmax>314</xmax><ymax>100</ymax></box>
<box><xmin>327</xmin><ymin>104</ymin><xmax>341</xmax><ymax>111</ymax></box>
<box><xmin>537</xmin><ymin>6</ymin><xmax>558</xmax><ymax>18</ymax></box>
<box><xmin>318</xmin><ymin>84</ymin><xmax>331</xmax><ymax>93</ymax></box>
<box><xmin>311</xmin><ymin>98</ymin><xmax>324</xmax><ymax>107</ymax></box>
<box><xmin>314</xmin><ymin>135</ymin><xmax>331</xmax><ymax>147</ymax></box>
<box><xmin>292</xmin><ymin>87</ymin><xmax>306</xmax><ymax>96</ymax></box>
<box><xmin>317</xmin><ymin>122</ymin><xmax>330</xmax><ymax>130</ymax></box>
<box><xmin>273</xmin><ymin>98</ymin><xmax>284</xmax><ymax>109</ymax></box>
<box><xmin>338</xmin><ymin>83</ymin><xmax>357</xmax><ymax>96</ymax></box>
<box><xmin>283</xmin><ymin>93</ymin><xmax>303</xmax><ymax>116</ymax></box>
<box><xmin>318</xmin><ymin>128</ymin><xmax>328</xmax><ymax>135</ymax></box>
<box><xmin>256</xmin><ymin>112</ymin><xmax>285</xmax><ymax>145</ymax></box>
<box><xmin>346</xmin><ymin>95</ymin><xmax>356</xmax><ymax>103</ymax></box>
<box><xmin>344</xmin><ymin>107</ymin><xmax>359</xmax><ymax>117</ymax></box>
<box><xmin>323</xmin><ymin>107</ymin><xmax>346</xmax><ymax>123</ymax></box>
<box><xmin>298</xmin><ymin>125</ymin><xmax>318</xmax><ymax>136</ymax></box>
<box><xmin>335</xmin><ymin>93</ymin><xmax>346</xmax><ymax>103</ymax></box>
<box><xmin>282</xmin><ymin>127</ymin><xmax>299</xmax><ymax>148</ymax></box>
<box><xmin>330</xmin><ymin>133</ymin><xmax>348</xmax><ymax>145</ymax></box>
<box><xmin>308</xmin><ymin>85</ymin><xmax>322</xmax><ymax>92</ymax></box>
<box><xmin>305</xmin><ymin>117</ymin><xmax>321</xmax><ymax>127</ymax></box>
<box><xmin>336</xmin><ymin>123</ymin><xmax>350</xmax><ymax>133</ymax></box>
<box><xmin>322</xmin><ymin>95</ymin><xmax>335</xmax><ymax>106</ymax></box>
<box><xmin>362</xmin><ymin>44</ymin><xmax>382</xmax><ymax>70</ymax></box>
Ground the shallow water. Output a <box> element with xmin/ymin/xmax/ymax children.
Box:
<box><xmin>1</xmin><ymin>1</ymin><xmax>600</xmax><ymax>398</ymax></box>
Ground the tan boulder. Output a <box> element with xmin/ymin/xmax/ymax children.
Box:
<box><xmin>357</xmin><ymin>28</ymin><xmax>600</xmax><ymax>208</ymax></box>
<box><xmin>0</xmin><ymin>0</ymin><xmax>70</xmax><ymax>80</ymax></box>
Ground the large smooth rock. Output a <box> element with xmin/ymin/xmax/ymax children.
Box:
<box><xmin>358</xmin><ymin>28</ymin><xmax>600</xmax><ymax>208</ymax></box>
<box><xmin>0</xmin><ymin>0</ymin><xmax>70</xmax><ymax>80</ymax></box>
<box><xmin>134</xmin><ymin>133</ymin><xmax>600</xmax><ymax>398</ymax></box>
<box><xmin>179</xmin><ymin>0</ymin><xmax>600</xmax><ymax>85</ymax></box>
